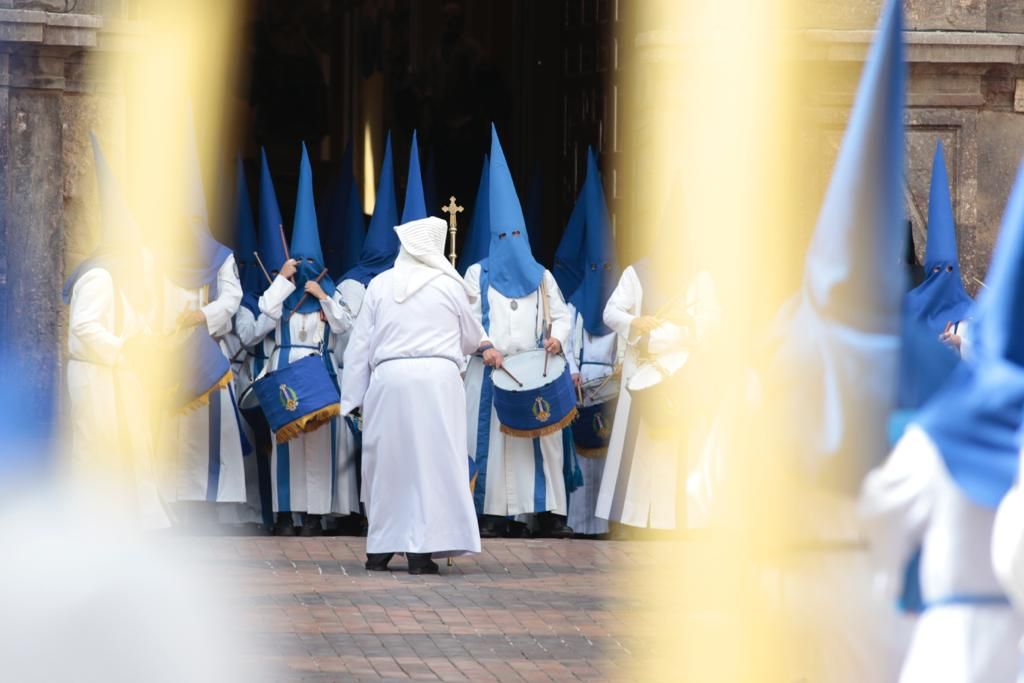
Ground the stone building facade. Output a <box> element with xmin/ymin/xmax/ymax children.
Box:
<box><xmin>1</xmin><ymin>0</ymin><xmax>1022</xmax><ymax>422</ymax></box>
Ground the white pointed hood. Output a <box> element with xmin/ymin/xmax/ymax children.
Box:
<box><xmin>392</xmin><ymin>216</ymin><xmax>473</xmax><ymax>303</ymax></box>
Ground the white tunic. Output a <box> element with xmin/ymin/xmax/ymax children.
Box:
<box><xmin>564</xmin><ymin>305</ymin><xmax>620</xmax><ymax>535</ymax></box>
<box><xmin>860</xmin><ymin>426</ymin><xmax>1023</xmax><ymax>683</ymax></box>
<box><xmin>463</xmin><ymin>264</ymin><xmax>573</xmax><ymax>516</ymax></box>
<box><xmin>259</xmin><ymin>275</ymin><xmax>356</xmax><ymax>515</ymax></box>
<box><xmin>159</xmin><ymin>255</ymin><xmax>247</xmax><ymax>504</ymax></box>
<box><xmin>341</xmin><ymin>270</ymin><xmax>484</xmax><ymax>555</ymax></box>
<box><xmin>67</xmin><ymin>267</ymin><xmax>169</xmax><ymax>529</ymax></box>
<box><xmin>595</xmin><ymin>265</ymin><xmax>715</xmax><ymax>529</ymax></box>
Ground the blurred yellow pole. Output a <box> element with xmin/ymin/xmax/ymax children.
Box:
<box><xmin>619</xmin><ymin>0</ymin><xmax>807</xmax><ymax>680</ymax></box>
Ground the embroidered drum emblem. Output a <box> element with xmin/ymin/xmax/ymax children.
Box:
<box><xmin>278</xmin><ymin>383</ymin><xmax>299</xmax><ymax>412</ymax></box>
<box><xmin>532</xmin><ymin>395</ymin><xmax>552</xmax><ymax>422</ymax></box>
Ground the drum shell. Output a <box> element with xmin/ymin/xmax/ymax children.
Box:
<box><xmin>627</xmin><ymin>370</ymin><xmax>684</xmax><ymax>437</ymax></box>
<box><xmin>252</xmin><ymin>354</ymin><xmax>340</xmax><ymax>443</ymax></box>
<box><xmin>572</xmin><ymin>400</ymin><xmax>617</xmax><ymax>456</ymax></box>
<box><xmin>174</xmin><ymin>329</ymin><xmax>232</xmax><ymax>413</ymax></box>
<box><xmin>492</xmin><ymin>363</ymin><xmax>578</xmax><ymax>438</ymax></box>
<box><xmin>238</xmin><ymin>384</ymin><xmax>270</xmax><ymax>436</ymax></box>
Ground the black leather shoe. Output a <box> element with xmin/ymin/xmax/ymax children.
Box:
<box><xmin>537</xmin><ymin>512</ymin><xmax>574</xmax><ymax>539</ymax></box>
<box><xmin>407</xmin><ymin>553</ymin><xmax>439</xmax><ymax>575</ymax></box>
<box><xmin>365</xmin><ymin>552</ymin><xmax>394</xmax><ymax>571</ymax></box>
<box><xmin>274</xmin><ymin>514</ymin><xmax>296</xmax><ymax>537</ymax></box>
<box><xmin>299</xmin><ymin>513</ymin><xmax>322</xmax><ymax>537</ymax></box>
<box><xmin>478</xmin><ymin>514</ymin><xmax>505</xmax><ymax>538</ymax></box>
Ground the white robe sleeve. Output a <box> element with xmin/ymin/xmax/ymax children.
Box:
<box><xmin>544</xmin><ymin>270</ymin><xmax>571</xmax><ymax>347</ymax></box>
<box><xmin>258</xmin><ymin>275</ymin><xmax>297</xmax><ymax>320</ymax></box>
<box><xmin>320</xmin><ymin>296</ymin><xmax>353</xmax><ymax>335</ymax></box>
<box><xmin>340</xmin><ymin>281</ymin><xmax>376</xmax><ymax>415</ymax></box>
<box><xmin>235</xmin><ymin>305</ymin><xmax>276</xmax><ymax>348</ymax></box>
<box><xmin>957</xmin><ymin>319</ymin><xmax>972</xmax><ymax>360</ymax></box>
<box><xmin>450</xmin><ymin>282</ymin><xmax>489</xmax><ymax>355</ymax></box>
<box><xmin>464</xmin><ymin>264</ymin><xmax>483</xmax><ymax>325</ymax></box>
<box><xmin>201</xmin><ymin>255</ymin><xmax>243</xmax><ymax>337</ymax></box>
<box><xmin>858</xmin><ymin>425</ymin><xmax>937</xmax><ymax>601</ymax></box>
<box><xmin>69</xmin><ymin>269</ymin><xmax>124</xmax><ymax>366</ymax></box>
<box><xmin>564</xmin><ymin>306</ymin><xmax>580</xmax><ymax>376</ymax></box>
<box><xmin>336</xmin><ymin>279</ymin><xmax>367</xmax><ymax>320</ymax></box>
<box><xmin>992</xmin><ymin>483</ymin><xmax>1024</xmax><ymax>610</ymax></box>
<box><xmin>603</xmin><ymin>266</ymin><xmax>641</xmax><ymax>345</ymax></box>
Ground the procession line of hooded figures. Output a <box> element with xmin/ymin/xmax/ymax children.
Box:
<box><xmin>66</xmin><ymin>0</ymin><xmax>1024</xmax><ymax>673</ymax></box>
<box><xmin>64</xmin><ymin>106</ymin><xmax>712</xmax><ymax>570</ymax></box>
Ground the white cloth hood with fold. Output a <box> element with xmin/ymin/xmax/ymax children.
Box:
<box><xmin>392</xmin><ymin>216</ymin><xmax>474</xmax><ymax>303</ymax></box>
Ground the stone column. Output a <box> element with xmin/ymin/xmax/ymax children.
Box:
<box><xmin>0</xmin><ymin>7</ymin><xmax>102</xmax><ymax>428</ymax></box>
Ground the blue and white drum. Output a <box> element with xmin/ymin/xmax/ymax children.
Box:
<box><xmin>491</xmin><ymin>349</ymin><xmax>578</xmax><ymax>439</ymax></box>
<box><xmin>251</xmin><ymin>354</ymin><xmax>340</xmax><ymax>444</ymax></box>
<box><xmin>572</xmin><ymin>374</ymin><xmax>620</xmax><ymax>457</ymax></box>
<box><xmin>626</xmin><ymin>350</ymin><xmax>688</xmax><ymax>434</ymax></box>
<box><xmin>173</xmin><ymin>328</ymin><xmax>233</xmax><ymax>413</ymax></box>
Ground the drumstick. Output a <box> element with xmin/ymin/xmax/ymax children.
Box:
<box><xmin>278</xmin><ymin>223</ymin><xmax>290</xmax><ymax>262</ymax></box>
<box><xmin>542</xmin><ymin>323</ymin><xmax>552</xmax><ymax>378</ymax></box>
<box><xmin>972</xmin><ymin>277</ymin><xmax>987</xmax><ymax>290</ymax></box>
<box><xmin>253</xmin><ymin>251</ymin><xmax>273</xmax><ymax>285</ymax></box>
<box><xmin>284</xmin><ymin>268</ymin><xmax>329</xmax><ymax>322</ymax></box>
<box><xmin>576</xmin><ymin>381</ymin><xmax>584</xmax><ymax>405</ymax></box>
<box><xmin>497</xmin><ymin>365</ymin><xmax>524</xmax><ymax>388</ymax></box>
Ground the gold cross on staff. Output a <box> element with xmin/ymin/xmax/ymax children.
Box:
<box><xmin>442</xmin><ymin>195</ymin><xmax>464</xmax><ymax>267</ymax></box>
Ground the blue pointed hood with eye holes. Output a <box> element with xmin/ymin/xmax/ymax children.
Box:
<box><xmin>571</xmin><ymin>148</ymin><xmax>618</xmax><ymax>336</ymax></box>
<box><xmin>286</xmin><ymin>143</ymin><xmax>335</xmax><ymax>315</ymax></box>
<box><xmin>904</xmin><ymin>141</ymin><xmax>974</xmax><ymax>333</ymax></box>
<box><xmin>486</xmin><ymin>124</ymin><xmax>545</xmax><ymax>298</ymax></box>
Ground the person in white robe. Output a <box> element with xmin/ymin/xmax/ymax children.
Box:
<box><xmin>595</xmin><ymin>262</ymin><xmax>718</xmax><ymax>530</ymax></box>
<box><xmin>463</xmin><ymin>125</ymin><xmax>579</xmax><ymax>539</ymax></box>
<box><xmin>342</xmin><ymin>216</ymin><xmax>492</xmax><ymax>573</ymax></box>
<box><xmin>330</xmin><ymin>133</ymin><xmax>401</xmax><ymax>530</ymax></box>
<box><xmin>860</xmin><ymin>156</ymin><xmax>1024</xmax><ymax>683</ymax></box>
<box><xmin>559</xmin><ymin>148</ymin><xmax>622</xmax><ymax>537</ymax></box>
<box><xmin>258</xmin><ymin>145</ymin><xmax>355</xmax><ymax>536</ymax></box>
<box><xmin>64</xmin><ymin>134</ymin><xmax>169</xmax><ymax>530</ymax></box>
<box><xmin>565</xmin><ymin>303</ymin><xmax>620</xmax><ymax>536</ymax></box>
<box><xmin>158</xmin><ymin>122</ymin><xmax>247</xmax><ymax>518</ymax></box>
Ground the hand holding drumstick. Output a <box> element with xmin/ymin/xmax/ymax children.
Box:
<box><xmin>939</xmin><ymin>320</ymin><xmax>962</xmax><ymax>352</ymax></box>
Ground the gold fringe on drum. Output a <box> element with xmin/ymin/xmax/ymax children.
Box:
<box><xmin>274</xmin><ymin>403</ymin><xmax>341</xmax><ymax>444</ymax></box>
<box><xmin>498</xmin><ymin>406</ymin><xmax>578</xmax><ymax>439</ymax></box>
<box><xmin>176</xmin><ymin>370</ymin><xmax>234</xmax><ymax>415</ymax></box>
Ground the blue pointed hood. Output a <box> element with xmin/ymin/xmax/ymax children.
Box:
<box><xmin>767</xmin><ymin>0</ymin><xmax>905</xmax><ymax>488</ymax></box>
<box><xmin>914</xmin><ymin>161</ymin><xmax>1024</xmax><ymax>509</ymax></box>
<box><xmin>571</xmin><ymin>149</ymin><xmax>618</xmax><ymax>336</ymax></box>
<box><xmin>63</xmin><ymin>134</ymin><xmax>142</xmax><ymax>304</ymax></box>
<box><xmin>904</xmin><ymin>141</ymin><xmax>974</xmax><ymax>333</ymax></box>
<box><xmin>401</xmin><ymin>130</ymin><xmax>427</xmax><ymax>223</ymax></box>
<box><xmin>552</xmin><ymin>148</ymin><xmax>591</xmax><ymax>298</ymax></box>
<box><xmin>458</xmin><ymin>154</ymin><xmax>490</xmax><ymax>274</ymax></box>
<box><xmin>257</xmin><ymin>148</ymin><xmax>288</xmax><ymax>278</ymax></box>
<box><xmin>343</xmin><ymin>133</ymin><xmax>400</xmax><ymax>286</ymax></box>
<box><xmin>487</xmin><ymin>124</ymin><xmax>545</xmax><ymax>298</ymax></box>
<box><xmin>232</xmin><ymin>157</ymin><xmax>260</xmax><ymax>297</ymax></box>
<box><xmin>287</xmin><ymin>143</ymin><xmax>335</xmax><ymax>315</ymax></box>
<box><xmin>321</xmin><ymin>141</ymin><xmax>357</xmax><ymax>278</ymax></box>
<box><xmin>171</xmin><ymin>108</ymin><xmax>233</xmax><ymax>289</ymax></box>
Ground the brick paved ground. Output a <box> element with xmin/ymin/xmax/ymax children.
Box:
<box><xmin>189</xmin><ymin>537</ymin><xmax>654</xmax><ymax>683</ymax></box>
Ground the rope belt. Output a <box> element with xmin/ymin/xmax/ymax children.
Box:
<box><xmin>925</xmin><ymin>594</ymin><xmax>1011</xmax><ymax>610</ymax></box>
<box><xmin>373</xmin><ymin>355</ymin><xmax>460</xmax><ymax>370</ymax></box>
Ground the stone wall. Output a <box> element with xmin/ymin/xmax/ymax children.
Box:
<box><xmin>0</xmin><ymin>5</ymin><xmax>106</xmax><ymax>424</ymax></box>
<box><xmin>803</xmin><ymin>3</ymin><xmax>1024</xmax><ymax>293</ymax></box>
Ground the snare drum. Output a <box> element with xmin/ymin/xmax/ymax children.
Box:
<box><xmin>491</xmin><ymin>349</ymin><xmax>578</xmax><ymax>438</ymax></box>
<box><xmin>173</xmin><ymin>328</ymin><xmax>233</xmax><ymax>414</ymax></box>
<box><xmin>626</xmin><ymin>350</ymin><xmax>688</xmax><ymax>434</ymax></box>
<box><xmin>252</xmin><ymin>354</ymin><xmax>340</xmax><ymax>443</ymax></box>
<box><xmin>572</xmin><ymin>373</ymin><xmax>620</xmax><ymax>457</ymax></box>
